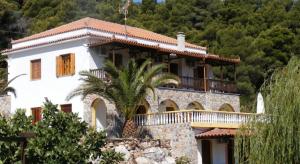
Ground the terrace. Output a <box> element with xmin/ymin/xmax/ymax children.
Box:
<box><xmin>132</xmin><ymin>110</ymin><xmax>257</xmax><ymax>128</ymax></box>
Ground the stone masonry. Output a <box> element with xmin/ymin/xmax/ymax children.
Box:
<box><xmin>99</xmin><ymin>138</ymin><xmax>176</xmax><ymax>164</ymax></box>
<box><xmin>0</xmin><ymin>95</ymin><xmax>11</xmax><ymax>117</ymax></box>
<box><xmin>147</xmin><ymin>88</ymin><xmax>240</xmax><ymax>112</ymax></box>
<box><xmin>142</xmin><ymin>123</ymin><xmax>198</xmax><ymax>164</ymax></box>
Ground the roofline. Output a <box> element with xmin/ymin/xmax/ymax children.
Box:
<box><xmin>12</xmin><ymin>26</ymin><xmax>206</xmax><ymax>50</ymax></box>
<box><xmin>3</xmin><ymin>33</ymin><xmax>240</xmax><ymax>64</ymax></box>
<box><xmin>1</xmin><ymin>33</ymin><xmax>93</xmax><ymax>55</ymax></box>
<box><xmin>89</xmin><ymin>38</ymin><xmax>240</xmax><ymax>64</ymax></box>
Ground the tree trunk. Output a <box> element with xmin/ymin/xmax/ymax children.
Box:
<box><xmin>122</xmin><ymin>119</ymin><xmax>137</xmax><ymax>138</ymax></box>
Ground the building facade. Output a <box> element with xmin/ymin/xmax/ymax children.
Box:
<box><xmin>3</xmin><ymin>17</ymin><xmax>247</xmax><ymax>164</ymax></box>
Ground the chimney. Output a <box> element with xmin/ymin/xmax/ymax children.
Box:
<box><xmin>177</xmin><ymin>32</ymin><xmax>185</xmax><ymax>51</ymax></box>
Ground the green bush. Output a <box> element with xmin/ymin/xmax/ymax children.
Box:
<box><xmin>175</xmin><ymin>156</ymin><xmax>191</xmax><ymax>164</ymax></box>
<box><xmin>0</xmin><ymin>100</ymin><xmax>123</xmax><ymax>163</ymax></box>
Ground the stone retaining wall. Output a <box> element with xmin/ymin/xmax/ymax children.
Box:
<box><xmin>101</xmin><ymin>138</ymin><xmax>176</xmax><ymax>164</ymax></box>
<box><xmin>142</xmin><ymin>123</ymin><xmax>198</xmax><ymax>164</ymax></box>
<box><xmin>0</xmin><ymin>95</ymin><xmax>11</xmax><ymax>117</ymax></box>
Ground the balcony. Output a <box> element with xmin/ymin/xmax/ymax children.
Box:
<box><xmin>90</xmin><ymin>69</ymin><xmax>237</xmax><ymax>94</ymax></box>
<box><xmin>180</xmin><ymin>76</ymin><xmax>237</xmax><ymax>93</ymax></box>
<box><xmin>133</xmin><ymin>110</ymin><xmax>256</xmax><ymax>128</ymax></box>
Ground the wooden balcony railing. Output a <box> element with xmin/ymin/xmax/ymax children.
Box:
<box><xmin>90</xmin><ymin>69</ymin><xmax>237</xmax><ymax>93</ymax></box>
<box><xmin>180</xmin><ymin>76</ymin><xmax>237</xmax><ymax>93</ymax></box>
<box><xmin>133</xmin><ymin>110</ymin><xmax>257</xmax><ymax>128</ymax></box>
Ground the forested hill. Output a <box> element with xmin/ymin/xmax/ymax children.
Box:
<box><xmin>1</xmin><ymin>0</ymin><xmax>300</xmax><ymax>108</ymax></box>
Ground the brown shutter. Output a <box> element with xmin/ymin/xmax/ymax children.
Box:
<box><xmin>70</xmin><ymin>53</ymin><xmax>75</xmax><ymax>75</ymax></box>
<box><xmin>32</xmin><ymin>107</ymin><xmax>42</xmax><ymax>124</ymax></box>
<box><xmin>31</xmin><ymin>59</ymin><xmax>41</xmax><ymax>80</ymax></box>
<box><xmin>56</xmin><ymin>56</ymin><xmax>62</xmax><ymax>77</ymax></box>
<box><xmin>61</xmin><ymin>104</ymin><xmax>72</xmax><ymax>113</ymax></box>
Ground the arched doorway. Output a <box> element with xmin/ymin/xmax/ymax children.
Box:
<box><xmin>91</xmin><ymin>98</ymin><xmax>107</xmax><ymax>131</ymax></box>
<box><xmin>158</xmin><ymin>99</ymin><xmax>179</xmax><ymax>112</ymax></box>
<box><xmin>187</xmin><ymin>101</ymin><xmax>205</xmax><ymax>110</ymax></box>
<box><xmin>219</xmin><ymin>103</ymin><xmax>234</xmax><ymax>112</ymax></box>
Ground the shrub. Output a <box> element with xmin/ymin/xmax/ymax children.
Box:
<box><xmin>175</xmin><ymin>156</ymin><xmax>191</xmax><ymax>164</ymax></box>
<box><xmin>0</xmin><ymin>100</ymin><xmax>123</xmax><ymax>163</ymax></box>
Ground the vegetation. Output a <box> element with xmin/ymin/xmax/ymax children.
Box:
<box><xmin>0</xmin><ymin>74</ymin><xmax>24</xmax><ymax>97</ymax></box>
<box><xmin>235</xmin><ymin>57</ymin><xmax>300</xmax><ymax>163</ymax></box>
<box><xmin>0</xmin><ymin>100</ymin><xmax>123</xmax><ymax>163</ymax></box>
<box><xmin>67</xmin><ymin>59</ymin><xmax>179</xmax><ymax>137</ymax></box>
<box><xmin>1</xmin><ymin>0</ymin><xmax>300</xmax><ymax>109</ymax></box>
<box><xmin>175</xmin><ymin>156</ymin><xmax>191</xmax><ymax>164</ymax></box>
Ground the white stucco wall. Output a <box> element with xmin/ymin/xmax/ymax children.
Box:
<box><xmin>197</xmin><ymin>140</ymin><xmax>203</xmax><ymax>164</ymax></box>
<box><xmin>7</xmin><ymin>39</ymin><xmax>92</xmax><ymax>118</ymax></box>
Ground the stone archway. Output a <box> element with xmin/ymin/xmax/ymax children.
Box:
<box><xmin>158</xmin><ymin>99</ymin><xmax>179</xmax><ymax>112</ymax></box>
<box><xmin>219</xmin><ymin>103</ymin><xmax>234</xmax><ymax>112</ymax></box>
<box><xmin>187</xmin><ymin>101</ymin><xmax>205</xmax><ymax>110</ymax></box>
<box><xmin>136</xmin><ymin>99</ymin><xmax>150</xmax><ymax>114</ymax></box>
<box><xmin>91</xmin><ymin>98</ymin><xmax>107</xmax><ymax>131</ymax></box>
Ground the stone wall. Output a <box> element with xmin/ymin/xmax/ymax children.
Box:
<box><xmin>0</xmin><ymin>95</ymin><xmax>11</xmax><ymax>117</ymax></box>
<box><xmin>142</xmin><ymin>123</ymin><xmax>198</xmax><ymax>164</ymax></box>
<box><xmin>146</xmin><ymin>88</ymin><xmax>240</xmax><ymax>112</ymax></box>
<box><xmin>101</xmin><ymin>138</ymin><xmax>176</xmax><ymax>164</ymax></box>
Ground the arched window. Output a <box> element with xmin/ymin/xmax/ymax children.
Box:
<box><xmin>158</xmin><ymin>99</ymin><xmax>179</xmax><ymax>112</ymax></box>
<box><xmin>136</xmin><ymin>99</ymin><xmax>150</xmax><ymax>114</ymax></box>
<box><xmin>219</xmin><ymin>103</ymin><xmax>234</xmax><ymax>112</ymax></box>
<box><xmin>187</xmin><ymin>101</ymin><xmax>205</xmax><ymax>110</ymax></box>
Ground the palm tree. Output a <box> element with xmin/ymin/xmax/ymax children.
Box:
<box><xmin>0</xmin><ymin>55</ymin><xmax>26</xmax><ymax>97</ymax></box>
<box><xmin>0</xmin><ymin>74</ymin><xmax>25</xmax><ymax>97</ymax></box>
<box><xmin>67</xmin><ymin>59</ymin><xmax>180</xmax><ymax>137</ymax></box>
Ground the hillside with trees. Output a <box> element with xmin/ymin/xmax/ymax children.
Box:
<box><xmin>1</xmin><ymin>0</ymin><xmax>300</xmax><ymax>108</ymax></box>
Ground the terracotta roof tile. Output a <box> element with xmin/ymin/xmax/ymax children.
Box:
<box><xmin>88</xmin><ymin>38</ymin><xmax>240</xmax><ymax>64</ymax></box>
<box><xmin>196</xmin><ymin>128</ymin><xmax>237</xmax><ymax>139</ymax></box>
<box><xmin>13</xmin><ymin>17</ymin><xmax>205</xmax><ymax>50</ymax></box>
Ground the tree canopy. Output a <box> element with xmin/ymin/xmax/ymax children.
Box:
<box><xmin>235</xmin><ymin>57</ymin><xmax>300</xmax><ymax>163</ymax></box>
<box><xmin>1</xmin><ymin>0</ymin><xmax>300</xmax><ymax>108</ymax></box>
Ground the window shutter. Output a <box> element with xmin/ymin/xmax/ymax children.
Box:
<box><xmin>61</xmin><ymin>104</ymin><xmax>72</xmax><ymax>113</ymax></box>
<box><xmin>31</xmin><ymin>59</ymin><xmax>41</xmax><ymax>80</ymax></box>
<box><xmin>70</xmin><ymin>53</ymin><xmax>75</xmax><ymax>75</ymax></box>
<box><xmin>56</xmin><ymin>56</ymin><xmax>62</xmax><ymax>77</ymax></box>
<box><xmin>32</xmin><ymin>107</ymin><xmax>42</xmax><ymax>124</ymax></box>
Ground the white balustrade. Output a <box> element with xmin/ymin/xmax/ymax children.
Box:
<box><xmin>134</xmin><ymin>110</ymin><xmax>256</xmax><ymax>127</ymax></box>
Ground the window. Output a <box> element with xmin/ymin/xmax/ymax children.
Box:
<box><xmin>56</xmin><ymin>53</ymin><xmax>75</xmax><ymax>77</ymax></box>
<box><xmin>61</xmin><ymin>104</ymin><xmax>72</xmax><ymax>113</ymax></box>
<box><xmin>31</xmin><ymin>59</ymin><xmax>41</xmax><ymax>80</ymax></box>
<box><xmin>31</xmin><ymin>107</ymin><xmax>42</xmax><ymax>124</ymax></box>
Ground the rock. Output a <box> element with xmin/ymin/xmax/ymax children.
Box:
<box><xmin>107</xmin><ymin>142</ymin><xmax>114</xmax><ymax>148</ymax></box>
<box><xmin>140</xmin><ymin>142</ymin><xmax>151</xmax><ymax>149</ymax></box>
<box><xmin>143</xmin><ymin>147</ymin><xmax>166</xmax><ymax>162</ymax></box>
<box><xmin>115</xmin><ymin>145</ymin><xmax>130</xmax><ymax>161</ymax></box>
<box><xmin>161</xmin><ymin>156</ymin><xmax>176</xmax><ymax>164</ymax></box>
<box><xmin>135</xmin><ymin>157</ymin><xmax>153</xmax><ymax>164</ymax></box>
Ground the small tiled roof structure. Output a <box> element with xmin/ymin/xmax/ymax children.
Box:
<box><xmin>12</xmin><ymin>17</ymin><xmax>205</xmax><ymax>50</ymax></box>
<box><xmin>195</xmin><ymin>128</ymin><xmax>237</xmax><ymax>139</ymax></box>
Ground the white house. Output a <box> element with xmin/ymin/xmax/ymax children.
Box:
<box><xmin>2</xmin><ymin>17</ymin><xmax>247</xmax><ymax>164</ymax></box>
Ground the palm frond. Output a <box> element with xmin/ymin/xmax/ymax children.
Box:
<box><xmin>68</xmin><ymin>59</ymin><xmax>179</xmax><ymax>121</ymax></box>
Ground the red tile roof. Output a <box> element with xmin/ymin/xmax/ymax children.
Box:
<box><xmin>88</xmin><ymin>38</ymin><xmax>240</xmax><ymax>64</ymax></box>
<box><xmin>196</xmin><ymin>128</ymin><xmax>237</xmax><ymax>139</ymax></box>
<box><xmin>12</xmin><ymin>17</ymin><xmax>205</xmax><ymax>50</ymax></box>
